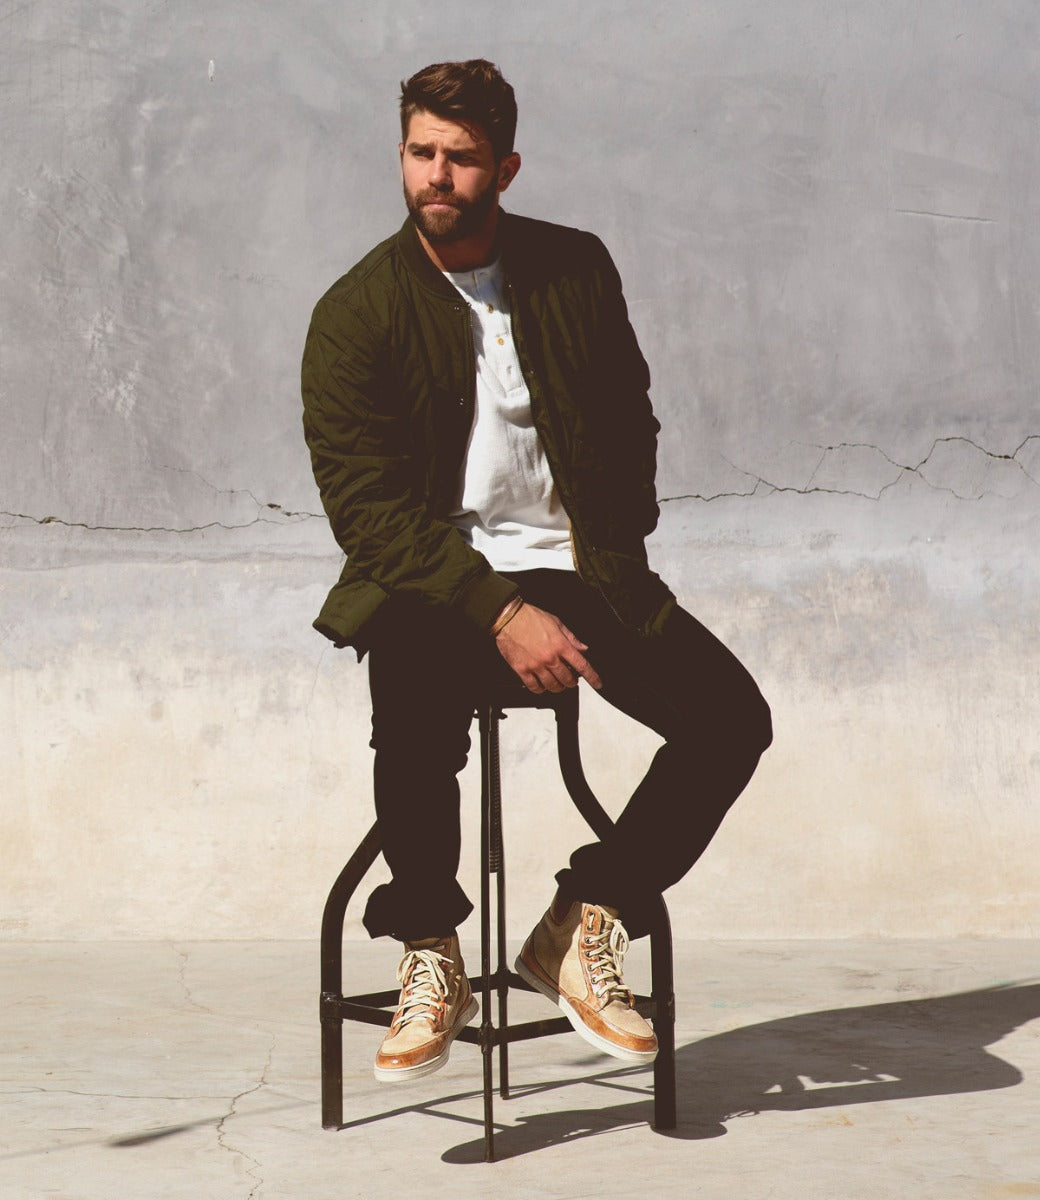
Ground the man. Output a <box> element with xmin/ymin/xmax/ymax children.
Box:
<box><xmin>302</xmin><ymin>59</ymin><xmax>771</xmax><ymax>1083</ymax></box>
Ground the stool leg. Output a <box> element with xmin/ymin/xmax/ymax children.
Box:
<box><xmin>554</xmin><ymin>690</ymin><xmax>614</xmax><ymax>842</ymax></box>
<box><xmin>478</xmin><ymin>706</ymin><xmax>496</xmax><ymax>1162</ymax></box>
<box><xmin>320</xmin><ymin>1015</ymin><xmax>344</xmax><ymax>1130</ymax></box>
<box><xmin>495</xmin><ymin>813</ymin><xmax>510</xmax><ymax>1101</ymax></box>
<box><xmin>487</xmin><ymin>707</ymin><xmax>511</xmax><ymax>1101</ymax></box>
<box><xmin>319</xmin><ymin>823</ymin><xmax>381</xmax><ymax>1131</ymax></box>
<box><xmin>649</xmin><ymin>897</ymin><xmax>677</xmax><ymax>1130</ymax></box>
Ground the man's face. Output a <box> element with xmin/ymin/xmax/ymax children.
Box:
<box><xmin>400</xmin><ymin>109</ymin><xmax>518</xmax><ymax>244</ymax></box>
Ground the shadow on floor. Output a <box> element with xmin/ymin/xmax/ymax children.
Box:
<box><xmin>436</xmin><ymin>979</ymin><xmax>1040</xmax><ymax>1162</ymax></box>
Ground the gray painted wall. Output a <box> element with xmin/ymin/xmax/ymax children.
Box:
<box><xmin>4</xmin><ymin>1</ymin><xmax>1038</xmax><ymax>939</ymax></box>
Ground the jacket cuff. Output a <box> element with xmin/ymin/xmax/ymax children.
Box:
<box><xmin>453</xmin><ymin>563</ymin><xmax>522</xmax><ymax>632</ymax></box>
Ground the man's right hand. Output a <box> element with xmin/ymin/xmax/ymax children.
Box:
<box><xmin>493</xmin><ymin>602</ymin><xmax>603</xmax><ymax>693</ymax></box>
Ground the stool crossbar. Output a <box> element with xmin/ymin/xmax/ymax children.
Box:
<box><xmin>319</xmin><ymin>684</ymin><xmax>677</xmax><ymax>1161</ymax></box>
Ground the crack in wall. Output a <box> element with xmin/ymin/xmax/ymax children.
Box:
<box><xmin>804</xmin><ymin>434</ymin><xmax>1040</xmax><ymax>491</ymax></box>
<box><xmin>158</xmin><ymin>465</ymin><xmax>324</xmax><ymax>522</ymax></box>
<box><xmin>0</xmin><ymin>507</ymin><xmax>325</xmax><ymax>533</ymax></box>
<box><xmin>0</xmin><ymin>464</ymin><xmax>325</xmax><ymax>533</ymax></box>
<box><xmin>893</xmin><ymin>208</ymin><xmax>997</xmax><ymax>224</ymax></box>
<box><xmin>3</xmin><ymin>437</ymin><xmax>1037</xmax><ymax>526</ymax></box>
<box><xmin>661</xmin><ymin>434</ymin><xmax>1040</xmax><ymax>505</ymax></box>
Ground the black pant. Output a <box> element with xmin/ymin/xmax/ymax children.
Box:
<box><xmin>362</xmin><ymin>569</ymin><xmax>772</xmax><ymax>941</ymax></box>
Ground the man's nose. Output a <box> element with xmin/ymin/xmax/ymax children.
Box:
<box><xmin>428</xmin><ymin>153</ymin><xmax>453</xmax><ymax>190</ymax></box>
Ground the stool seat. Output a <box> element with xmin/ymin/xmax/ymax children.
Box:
<box><xmin>319</xmin><ymin>683</ymin><xmax>676</xmax><ymax>1161</ymax></box>
<box><xmin>481</xmin><ymin>676</ymin><xmax>574</xmax><ymax>707</ymax></box>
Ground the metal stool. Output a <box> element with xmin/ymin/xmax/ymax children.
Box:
<box><xmin>319</xmin><ymin>682</ymin><xmax>677</xmax><ymax>1161</ymax></box>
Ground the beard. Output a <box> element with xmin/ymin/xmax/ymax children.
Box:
<box><xmin>404</xmin><ymin>177</ymin><xmax>499</xmax><ymax>244</ymax></box>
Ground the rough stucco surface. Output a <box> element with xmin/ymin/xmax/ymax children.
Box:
<box><xmin>3</xmin><ymin>2</ymin><xmax>1038</xmax><ymax>939</ymax></box>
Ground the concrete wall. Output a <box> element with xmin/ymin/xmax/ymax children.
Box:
<box><xmin>3</xmin><ymin>1</ymin><xmax>1038</xmax><ymax>940</ymax></box>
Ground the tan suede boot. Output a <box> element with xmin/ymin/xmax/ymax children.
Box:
<box><xmin>516</xmin><ymin>897</ymin><xmax>658</xmax><ymax>1064</ymax></box>
<box><xmin>374</xmin><ymin>934</ymin><xmax>478</xmax><ymax>1083</ymax></box>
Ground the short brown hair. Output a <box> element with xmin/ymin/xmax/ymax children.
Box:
<box><xmin>399</xmin><ymin>59</ymin><xmax>517</xmax><ymax>161</ymax></box>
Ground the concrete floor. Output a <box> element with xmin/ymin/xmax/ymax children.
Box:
<box><xmin>2</xmin><ymin>940</ymin><xmax>1039</xmax><ymax>1199</ymax></box>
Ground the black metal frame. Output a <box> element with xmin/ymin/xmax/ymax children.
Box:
<box><xmin>319</xmin><ymin>685</ymin><xmax>676</xmax><ymax>1161</ymax></box>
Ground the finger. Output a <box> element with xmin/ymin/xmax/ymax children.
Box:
<box><xmin>554</xmin><ymin>660</ymin><xmax>581</xmax><ymax>690</ymax></box>
<box><xmin>561</xmin><ymin>624</ymin><xmax>589</xmax><ymax>652</ymax></box>
<box><xmin>510</xmin><ymin>661</ymin><xmax>540</xmax><ymax>691</ymax></box>
<box><xmin>540</xmin><ymin>657</ymin><xmax>582</xmax><ymax>693</ymax></box>
<box><xmin>558</xmin><ymin>645</ymin><xmax>602</xmax><ymax>691</ymax></box>
<box><xmin>573</xmin><ymin>655</ymin><xmax>603</xmax><ymax>690</ymax></box>
<box><xmin>539</xmin><ymin>668</ymin><xmax>567</xmax><ymax>694</ymax></box>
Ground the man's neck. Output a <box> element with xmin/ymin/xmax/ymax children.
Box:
<box><xmin>414</xmin><ymin>210</ymin><xmax>502</xmax><ymax>273</ymax></box>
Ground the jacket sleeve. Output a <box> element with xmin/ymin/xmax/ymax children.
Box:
<box><xmin>301</xmin><ymin>293</ymin><xmax>519</xmax><ymax>631</ymax></box>
<box><xmin>588</xmin><ymin>237</ymin><xmax>661</xmax><ymax>541</ymax></box>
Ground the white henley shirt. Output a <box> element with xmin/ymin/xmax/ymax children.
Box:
<box><xmin>444</xmin><ymin>258</ymin><xmax>574</xmax><ymax>573</ymax></box>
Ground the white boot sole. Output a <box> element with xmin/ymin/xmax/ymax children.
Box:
<box><xmin>373</xmin><ymin>995</ymin><xmax>479</xmax><ymax>1083</ymax></box>
<box><xmin>514</xmin><ymin>955</ymin><xmax>658</xmax><ymax>1065</ymax></box>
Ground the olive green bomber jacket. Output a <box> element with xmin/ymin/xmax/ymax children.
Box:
<box><xmin>301</xmin><ymin>211</ymin><xmax>675</xmax><ymax>651</ymax></box>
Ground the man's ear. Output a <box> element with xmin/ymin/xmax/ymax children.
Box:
<box><xmin>497</xmin><ymin>152</ymin><xmax>522</xmax><ymax>193</ymax></box>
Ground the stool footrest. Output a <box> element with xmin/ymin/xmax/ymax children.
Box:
<box><xmin>321</xmin><ymin>985</ymin><xmax>660</xmax><ymax>1034</ymax></box>
<box><xmin>467</xmin><ymin>968</ymin><xmax>534</xmax><ymax>994</ymax></box>
<box><xmin>456</xmin><ymin>1015</ymin><xmax>574</xmax><ymax>1046</ymax></box>
<box><xmin>466</xmin><ymin>970</ymin><xmax>657</xmax><ymax>1017</ymax></box>
<box><xmin>322</xmin><ymin>1000</ymin><xmax>395</xmax><ymax>1028</ymax></box>
<box><xmin>322</xmin><ymin>986</ymin><xmax>400</xmax><ymax>1011</ymax></box>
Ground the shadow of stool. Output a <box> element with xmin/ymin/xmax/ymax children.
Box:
<box><xmin>319</xmin><ymin>681</ymin><xmax>677</xmax><ymax>1161</ymax></box>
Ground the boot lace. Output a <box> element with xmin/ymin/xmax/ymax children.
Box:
<box><xmin>584</xmin><ymin>911</ymin><xmax>634</xmax><ymax>1005</ymax></box>
<box><xmin>393</xmin><ymin>948</ymin><xmax>451</xmax><ymax>1028</ymax></box>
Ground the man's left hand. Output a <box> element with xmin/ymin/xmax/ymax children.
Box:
<box><xmin>494</xmin><ymin>602</ymin><xmax>603</xmax><ymax>694</ymax></box>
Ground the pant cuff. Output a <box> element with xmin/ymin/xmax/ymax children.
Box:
<box><xmin>362</xmin><ymin>880</ymin><xmax>474</xmax><ymax>942</ymax></box>
<box><xmin>554</xmin><ymin>861</ymin><xmax>661</xmax><ymax>941</ymax></box>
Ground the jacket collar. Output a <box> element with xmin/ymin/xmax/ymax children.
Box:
<box><xmin>396</xmin><ymin>210</ymin><xmax>520</xmax><ymax>299</ymax></box>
